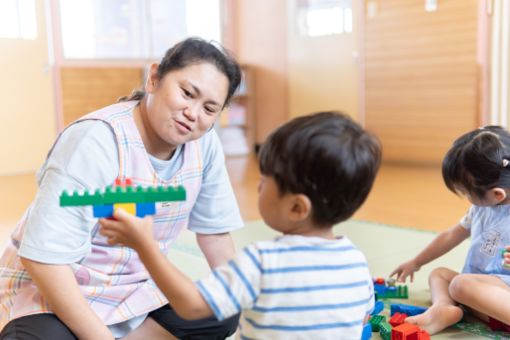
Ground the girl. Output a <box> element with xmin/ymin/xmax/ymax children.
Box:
<box><xmin>391</xmin><ymin>126</ymin><xmax>510</xmax><ymax>335</ymax></box>
<box><xmin>0</xmin><ymin>38</ymin><xmax>243</xmax><ymax>339</ymax></box>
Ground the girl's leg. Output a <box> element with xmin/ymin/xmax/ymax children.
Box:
<box><xmin>449</xmin><ymin>273</ymin><xmax>510</xmax><ymax>325</ymax></box>
<box><xmin>405</xmin><ymin>267</ymin><xmax>464</xmax><ymax>334</ymax></box>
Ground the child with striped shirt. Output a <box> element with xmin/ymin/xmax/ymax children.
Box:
<box><xmin>100</xmin><ymin>111</ymin><xmax>382</xmax><ymax>339</ymax></box>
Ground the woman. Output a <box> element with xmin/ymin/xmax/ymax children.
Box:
<box><xmin>0</xmin><ymin>38</ymin><xmax>243</xmax><ymax>339</ymax></box>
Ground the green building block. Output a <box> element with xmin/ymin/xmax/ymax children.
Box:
<box><xmin>376</xmin><ymin>285</ymin><xmax>408</xmax><ymax>299</ymax></box>
<box><xmin>379</xmin><ymin>321</ymin><xmax>392</xmax><ymax>340</ymax></box>
<box><xmin>60</xmin><ymin>185</ymin><xmax>186</xmax><ymax>206</ymax></box>
<box><xmin>369</xmin><ymin>315</ymin><xmax>386</xmax><ymax>332</ymax></box>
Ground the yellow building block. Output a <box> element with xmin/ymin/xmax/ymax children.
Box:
<box><xmin>114</xmin><ymin>203</ymin><xmax>136</xmax><ymax>215</ymax></box>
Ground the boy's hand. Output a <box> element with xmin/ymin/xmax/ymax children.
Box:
<box><xmin>503</xmin><ymin>246</ymin><xmax>510</xmax><ymax>267</ymax></box>
<box><xmin>390</xmin><ymin>259</ymin><xmax>421</xmax><ymax>283</ymax></box>
<box><xmin>99</xmin><ymin>209</ymin><xmax>155</xmax><ymax>250</ymax></box>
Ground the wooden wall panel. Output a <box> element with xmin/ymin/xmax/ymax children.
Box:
<box><xmin>61</xmin><ymin>67</ymin><xmax>144</xmax><ymax>126</ymax></box>
<box><xmin>364</xmin><ymin>0</ymin><xmax>479</xmax><ymax>164</ymax></box>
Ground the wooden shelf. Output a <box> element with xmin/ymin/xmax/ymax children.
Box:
<box><xmin>220</xmin><ymin>65</ymin><xmax>256</xmax><ymax>155</ymax></box>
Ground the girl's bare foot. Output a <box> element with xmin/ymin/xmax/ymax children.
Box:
<box><xmin>405</xmin><ymin>303</ymin><xmax>463</xmax><ymax>335</ymax></box>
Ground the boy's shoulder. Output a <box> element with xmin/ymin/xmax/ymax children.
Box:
<box><xmin>249</xmin><ymin>235</ymin><xmax>361</xmax><ymax>253</ymax></box>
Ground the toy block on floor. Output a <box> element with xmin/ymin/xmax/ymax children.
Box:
<box><xmin>361</xmin><ymin>323</ymin><xmax>372</xmax><ymax>340</ymax></box>
<box><xmin>371</xmin><ymin>300</ymin><xmax>385</xmax><ymax>315</ymax></box>
<box><xmin>390</xmin><ymin>303</ymin><xmax>427</xmax><ymax>317</ymax></box>
<box><xmin>391</xmin><ymin>323</ymin><xmax>430</xmax><ymax>340</ymax></box>
<box><xmin>376</xmin><ymin>285</ymin><xmax>408</xmax><ymax>299</ymax></box>
<box><xmin>389</xmin><ymin>312</ymin><xmax>408</xmax><ymax>327</ymax></box>
<box><xmin>392</xmin><ymin>323</ymin><xmax>420</xmax><ymax>340</ymax></box>
<box><xmin>60</xmin><ymin>178</ymin><xmax>186</xmax><ymax>218</ymax></box>
<box><xmin>379</xmin><ymin>321</ymin><xmax>392</xmax><ymax>340</ymax></box>
<box><xmin>369</xmin><ymin>315</ymin><xmax>386</xmax><ymax>332</ymax></box>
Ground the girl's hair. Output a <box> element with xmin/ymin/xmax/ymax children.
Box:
<box><xmin>259</xmin><ymin>111</ymin><xmax>381</xmax><ymax>226</ymax></box>
<box><xmin>442</xmin><ymin>125</ymin><xmax>510</xmax><ymax>199</ymax></box>
<box><xmin>119</xmin><ymin>37</ymin><xmax>241</xmax><ymax>108</ymax></box>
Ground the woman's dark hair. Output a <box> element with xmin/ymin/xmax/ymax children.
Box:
<box><xmin>119</xmin><ymin>37</ymin><xmax>241</xmax><ymax>107</ymax></box>
<box><xmin>259</xmin><ymin>111</ymin><xmax>382</xmax><ymax>226</ymax></box>
<box><xmin>442</xmin><ymin>125</ymin><xmax>510</xmax><ymax>199</ymax></box>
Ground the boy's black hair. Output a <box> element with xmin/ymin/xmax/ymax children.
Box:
<box><xmin>442</xmin><ymin>125</ymin><xmax>510</xmax><ymax>199</ymax></box>
<box><xmin>258</xmin><ymin>111</ymin><xmax>382</xmax><ymax>226</ymax></box>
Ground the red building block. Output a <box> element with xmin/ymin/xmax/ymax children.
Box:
<box><xmin>389</xmin><ymin>312</ymin><xmax>408</xmax><ymax>327</ymax></box>
<box><xmin>391</xmin><ymin>323</ymin><xmax>419</xmax><ymax>340</ymax></box>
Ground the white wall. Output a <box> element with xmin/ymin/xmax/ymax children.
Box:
<box><xmin>0</xmin><ymin>0</ymin><xmax>56</xmax><ymax>175</ymax></box>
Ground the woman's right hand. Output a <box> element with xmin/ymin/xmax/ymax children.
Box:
<box><xmin>390</xmin><ymin>259</ymin><xmax>421</xmax><ymax>283</ymax></box>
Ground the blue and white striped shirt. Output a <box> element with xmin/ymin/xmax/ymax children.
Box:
<box><xmin>196</xmin><ymin>235</ymin><xmax>374</xmax><ymax>339</ymax></box>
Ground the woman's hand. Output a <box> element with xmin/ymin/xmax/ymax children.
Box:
<box><xmin>99</xmin><ymin>209</ymin><xmax>155</xmax><ymax>251</ymax></box>
<box><xmin>390</xmin><ymin>259</ymin><xmax>421</xmax><ymax>283</ymax></box>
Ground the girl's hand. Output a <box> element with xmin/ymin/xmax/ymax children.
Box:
<box><xmin>390</xmin><ymin>259</ymin><xmax>421</xmax><ymax>283</ymax></box>
<box><xmin>503</xmin><ymin>246</ymin><xmax>510</xmax><ymax>268</ymax></box>
<box><xmin>99</xmin><ymin>209</ymin><xmax>155</xmax><ymax>250</ymax></box>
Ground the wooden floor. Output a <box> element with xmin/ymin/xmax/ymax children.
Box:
<box><xmin>0</xmin><ymin>155</ymin><xmax>469</xmax><ymax>244</ymax></box>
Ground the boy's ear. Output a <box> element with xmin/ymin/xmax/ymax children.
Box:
<box><xmin>145</xmin><ymin>63</ymin><xmax>159</xmax><ymax>92</ymax></box>
<box><xmin>490</xmin><ymin>187</ymin><xmax>507</xmax><ymax>203</ymax></box>
<box><xmin>288</xmin><ymin>194</ymin><xmax>312</xmax><ymax>222</ymax></box>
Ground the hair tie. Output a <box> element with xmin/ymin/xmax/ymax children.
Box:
<box><xmin>503</xmin><ymin>159</ymin><xmax>509</xmax><ymax>168</ymax></box>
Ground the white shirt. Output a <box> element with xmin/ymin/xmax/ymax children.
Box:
<box><xmin>196</xmin><ymin>235</ymin><xmax>374</xmax><ymax>340</ymax></box>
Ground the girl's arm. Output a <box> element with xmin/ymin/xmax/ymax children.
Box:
<box><xmin>20</xmin><ymin>258</ymin><xmax>114</xmax><ymax>340</ymax></box>
<box><xmin>391</xmin><ymin>223</ymin><xmax>470</xmax><ymax>282</ymax></box>
<box><xmin>100</xmin><ymin>209</ymin><xmax>213</xmax><ymax>320</ymax></box>
<box><xmin>196</xmin><ymin>232</ymin><xmax>236</xmax><ymax>268</ymax></box>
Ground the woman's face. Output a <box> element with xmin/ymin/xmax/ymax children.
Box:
<box><xmin>143</xmin><ymin>62</ymin><xmax>229</xmax><ymax>158</ymax></box>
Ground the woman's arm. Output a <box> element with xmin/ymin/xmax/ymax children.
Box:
<box><xmin>196</xmin><ymin>232</ymin><xmax>236</xmax><ymax>268</ymax></box>
<box><xmin>20</xmin><ymin>258</ymin><xmax>114</xmax><ymax>340</ymax></box>
<box><xmin>391</xmin><ymin>223</ymin><xmax>470</xmax><ymax>282</ymax></box>
<box><xmin>100</xmin><ymin>210</ymin><xmax>213</xmax><ymax>320</ymax></box>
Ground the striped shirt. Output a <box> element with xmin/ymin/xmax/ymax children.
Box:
<box><xmin>197</xmin><ymin>235</ymin><xmax>374</xmax><ymax>339</ymax></box>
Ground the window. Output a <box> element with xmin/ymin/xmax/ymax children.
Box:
<box><xmin>58</xmin><ymin>0</ymin><xmax>222</xmax><ymax>59</ymax></box>
<box><xmin>297</xmin><ymin>0</ymin><xmax>352</xmax><ymax>37</ymax></box>
<box><xmin>0</xmin><ymin>0</ymin><xmax>37</xmax><ymax>40</ymax></box>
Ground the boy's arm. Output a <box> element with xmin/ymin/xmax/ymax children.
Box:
<box><xmin>134</xmin><ymin>237</ymin><xmax>214</xmax><ymax>320</ymax></box>
<box><xmin>20</xmin><ymin>258</ymin><xmax>114</xmax><ymax>340</ymax></box>
<box><xmin>391</xmin><ymin>223</ymin><xmax>470</xmax><ymax>282</ymax></box>
<box><xmin>100</xmin><ymin>209</ymin><xmax>213</xmax><ymax>320</ymax></box>
<box><xmin>196</xmin><ymin>232</ymin><xmax>236</xmax><ymax>268</ymax></box>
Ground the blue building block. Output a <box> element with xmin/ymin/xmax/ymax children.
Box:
<box><xmin>390</xmin><ymin>303</ymin><xmax>427</xmax><ymax>317</ymax></box>
<box><xmin>136</xmin><ymin>202</ymin><xmax>156</xmax><ymax>217</ymax></box>
<box><xmin>361</xmin><ymin>323</ymin><xmax>372</xmax><ymax>340</ymax></box>
<box><xmin>371</xmin><ymin>300</ymin><xmax>384</xmax><ymax>316</ymax></box>
<box><xmin>93</xmin><ymin>204</ymin><xmax>114</xmax><ymax>218</ymax></box>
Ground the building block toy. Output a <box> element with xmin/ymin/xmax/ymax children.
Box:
<box><xmin>374</xmin><ymin>277</ymin><xmax>386</xmax><ymax>285</ymax></box>
<box><xmin>391</xmin><ymin>323</ymin><xmax>430</xmax><ymax>340</ymax></box>
<box><xmin>60</xmin><ymin>178</ymin><xmax>186</xmax><ymax>218</ymax></box>
<box><xmin>376</xmin><ymin>285</ymin><xmax>408</xmax><ymax>299</ymax></box>
<box><xmin>387</xmin><ymin>277</ymin><xmax>397</xmax><ymax>287</ymax></box>
<box><xmin>487</xmin><ymin>317</ymin><xmax>510</xmax><ymax>333</ymax></box>
<box><xmin>371</xmin><ymin>300</ymin><xmax>385</xmax><ymax>315</ymax></box>
<box><xmin>389</xmin><ymin>312</ymin><xmax>408</xmax><ymax>327</ymax></box>
<box><xmin>379</xmin><ymin>321</ymin><xmax>392</xmax><ymax>340</ymax></box>
<box><xmin>361</xmin><ymin>323</ymin><xmax>372</xmax><ymax>340</ymax></box>
<box><xmin>390</xmin><ymin>303</ymin><xmax>427</xmax><ymax>317</ymax></box>
<box><xmin>369</xmin><ymin>315</ymin><xmax>386</xmax><ymax>332</ymax></box>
